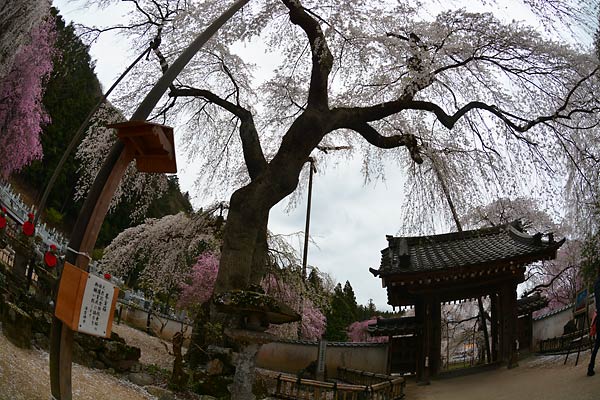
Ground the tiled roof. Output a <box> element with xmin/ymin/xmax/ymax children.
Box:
<box><xmin>367</xmin><ymin>316</ymin><xmax>419</xmax><ymax>336</ymax></box>
<box><xmin>517</xmin><ymin>293</ymin><xmax>549</xmax><ymax>316</ymax></box>
<box><xmin>532</xmin><ymin>299</ymin><xmax>587</xmax><ymax>321</ymax></box>
<box><xmin>372</xmin><ymin>221</ymin><xmax>564</xmax><ymax>277</ymax></box>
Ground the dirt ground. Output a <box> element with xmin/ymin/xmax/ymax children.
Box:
<box><xmin>0</xmin><ymin>324</ymin><xmax>153</xmax><ymax>400</ymax></box>
<box><xmin>4</xmin><ymin>320</ymin><xmax>600</xmax><ymax>400</ymax></box>
<box><xmin>405</xmin><ymin>352</ymin><xmax>600</xmax><ymax>400</ymax></box>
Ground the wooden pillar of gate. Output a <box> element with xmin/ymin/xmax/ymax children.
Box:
<box><xmin>490</xmin><ymin>291</ymin><xmax>499</xmax><ymax>363</ymax></box>
<box><xmin>499</xmin><ymin>281</ymin><xmax>518</xmax><ymax>367</ymax></box>
<box><xmin>415</xmin><ymin>296</ymin><xmax>435</xmax><ymax>384</ymax></box>
<box><xmin>430</xmin><ymin>298</ymin><xmax>442</xmax><ymax>376</ymax></box>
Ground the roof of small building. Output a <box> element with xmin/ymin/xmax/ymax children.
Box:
<box><xmin>517</xmin><ymin>293</ymin><xmax>549</xmax><ymax>316</ymax></box>
<box><xmin>367</xmin><ymin>316</ymin><xmax>419</xmax><ymax>336</ymax></box>
<box><xmin>371</xmin><ymin>220</ymin><xmax>564</xmax><ymax>278</ymax></box>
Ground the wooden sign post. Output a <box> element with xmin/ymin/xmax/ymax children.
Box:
<box><xmin>316</xmin><ymin>339</ymin><xmax>327</xmax><ymax>381</ymax></box>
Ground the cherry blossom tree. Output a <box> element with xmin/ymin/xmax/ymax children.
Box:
<box><xmin>529</xmin><ymin>240</ymin><xmax>583</xmax><ymax>314</ymax></box>
<box><xmin>177</xmin><ymin>251</ymin><xmax>220</xmax><ymax>310</ymax></box>
<box><xmin>176</xmin><ymin>232</ymin><xmax>327</xmax><ymax>341</ymax></box>
<box><xmin>99</xmin><ymin>209</ymin><xmax>221</xmax><ymax>298</ymax></box>
<box><xmin>0</xmin><ymin>0</ymin><xmax>50</xmax><ymax>79</ymax></box>
<box><xmin>78</xmin><ymin>0</ymin><xmax>600</xmax><ymax>301</ymax></box>
<box><xmin>75</xmin><ymin>102</ymin><xmax>169</xmax><ymax>220</ymax></box>
<box><xmin>261</xmin><ymin>272</ymin><xmax>326</xmax><ymax>340</ymax></box>
<box><xmin>347</xmin><ymin>318</ymin><xmax>388</xmax><ymax>343</ymax></box>
<box><xmin>461</xmin><ymin>197</ymin><xmax>561</xmax><ymax>235</ymax></box>
<box><xmin>0</xmin><ymin>15</ymin><xmax>56</xmax><ymax>177</ymax></box>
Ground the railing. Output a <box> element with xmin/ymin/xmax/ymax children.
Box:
<box><xmin>539</xmin><ymin>330</ymin><xmax>591</xmax><ymax>353</ymax></box>
<box><xmin>257</xmin><ymin>368</ymin><xmax>405</xmax><ymax>400</ymax></box>
<box><xmin>337</xmin><ymin>367</ymin><xmax>398</xmax><ymax>386</ymax></box>
<box><xmin>0</xmin><ymin>248</ymin><xmax>14</xmax><ymax>268</ymax></box>
<box><xmin>0</xmin><ymin>183</ymin><xmax>67</xmax><ymax>250</ymax></box>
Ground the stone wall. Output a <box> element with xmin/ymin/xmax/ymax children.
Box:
<box><xmin>116</xmin><ymin>302</ymin><xmax>192</xmax><ymax>343</ymax></box>
<box><xmin>532</xmin><ymin>298</ymin><xmax>595</xmax><ymax>350</ymax></box>
<box><xmin>256</xmin><ymin>341</ymin><xmax>389</xmax><ymax>377</ymax></box>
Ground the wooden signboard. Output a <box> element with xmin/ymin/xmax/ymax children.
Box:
<box><xmin>55</xmin><ymin>262</ymin><xmax>119</xmax><ymax>338</ymax></box>
<box><xmin>316</xmin><ymin>339</ymin><xmax>328</xmax><ymax>381</ymax></box>
<box><xmin>574</xmin><ymin>287</ymin><xmax>589</xmax><ymax>316</ymax></box>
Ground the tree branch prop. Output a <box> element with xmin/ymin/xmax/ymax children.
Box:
<box><xmin>523</xmin><ymin>264</ymin><xmax>577</xmax><ymax>297</ymax></box>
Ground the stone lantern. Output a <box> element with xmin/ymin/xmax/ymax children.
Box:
<box><xmin>214</xmin><ymin>289</ymin><xmax>300</xmax><ymax>399</ymax></box>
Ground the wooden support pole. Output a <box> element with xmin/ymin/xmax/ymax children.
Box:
<box><xmin>499</xmin><ymin>287</ymin><xmax>508</xmax><ymax>363</ymax></box>
<box><xmin>50</xmin><ymin>145</ymin><xmax>133</xmax><ymax>400</ymax></box>
<box><xmin>507</xmin><ymin>282</ymin><xmax>518</xmax><ymax>368</ymax></box>
<box><xmin>490</xmin><ymin>292</ymin><xmax>499</xmax><ymax>363</ymax></box>
<box><xmin>414</xmin><ymin>298</ymin><xmax>425</xmax><ymax>383</ymax></box>
<box><xmin>499</xmin><ymin>282</ymin><xmax>518</xmax><ymax>368</ymax></box>
<box><xmin>416</xmin><ymin>297</ymin><xmax>432</xmax><ymax>385</ymax></box>
<box><xmin>430</xmin><ymin>298</ymin><xmax>441</xmax><ymax>376</ymax></box>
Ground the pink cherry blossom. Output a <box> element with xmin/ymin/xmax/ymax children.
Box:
<box><xmin>0</xmin><ymin>17</ymin><xmax>56</xmax><ymax>177</ymax></box>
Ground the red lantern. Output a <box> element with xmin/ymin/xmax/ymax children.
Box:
<box><xmin>44</xmin><ymin>244</ymin><xmax>58</xmax><ymax>267</ymax></box>
<box><xmin>22</xmin><ymin>212</ymin><xmax>35</xmax><ymax>236</ymax></box>
<box><xmin>22</xmin><ymin>222</ymin><xmax>34</xmax><ymax>236</ymax></box>
<box><xmin>0</xmin><ymin>207</ymin><xmax>6</xmax><ymax>229</ymax></box>
<box><xmin>44</xmin><ymin>250</ymin><xmax>57</xmax><ymax>268</ymax></box>
<box><xmin>104</xmin><ymin>273</ymin><xmax>112</xmax><ymax>280</ymax></box>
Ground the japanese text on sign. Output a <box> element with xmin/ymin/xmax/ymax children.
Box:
<box><xmin>78</xmin><ymin>274</ymin><xmax>115</xmax><ymax>337</ymax></box>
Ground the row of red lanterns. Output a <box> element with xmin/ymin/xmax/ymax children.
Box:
<box><xmin>0</xmin><ymin>207</ymin><xmax>111</xmax><ymax>279</ymax></box>
<box><xmin>0</xmin><ymin>208</ymin><xmax>35</xmax><ymax>236</ymax></box>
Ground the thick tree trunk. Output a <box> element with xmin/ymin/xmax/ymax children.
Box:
<box><xmin>214</xmin><ymin>111</ymin><xmax>325</xmax><ymax>295</ymax></box>
<box><xmin>186</xmin><ymin>302</ymin><xmax>210</xmax><ymax>369</ymax></box>
<box><xmin>214</xmin><ymin>185</ymin><xmax>271</xmax><ymax>294</ymax></box>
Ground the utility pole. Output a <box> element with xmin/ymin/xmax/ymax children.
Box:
<box><xmin>302</xmin><ymin>158</ymin><xmax>316</xmax><ymax>282</ymax></box>
<box><xmin>298</xmin><ymin>157</ymin><xmax>315</xmax><ymax>339</ymax></box>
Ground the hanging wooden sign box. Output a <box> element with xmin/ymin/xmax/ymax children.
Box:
<box><xmin>55</xmin><ymin>262</ymin><xmax>119</xmax><ymax>338</ymax></box>
<box><xmin>108</xmin><ymin>120</ymin><xmax>177</xmax><ymax>173</ymax></box>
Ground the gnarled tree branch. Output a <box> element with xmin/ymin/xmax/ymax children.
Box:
<box><xmin>169</xmin><ymin>87</ymin><xmax>267</xmax><ymax>179</ymax></box>
<box><xmin>281</xmin><ymin>0</ymin><xmax>333</xmax><ymax>109</ymax></box>
<box><xmin>346</xmin><ymin>122</ymin><xmax>423</xmax><ymax>164</ymax></box>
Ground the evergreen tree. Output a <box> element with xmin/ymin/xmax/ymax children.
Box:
<box><xmin>342</xmin><ymin>280</ymin><xmax>358</xmax><ymax>320</ymax></box>
<box><xmin>307</xmin><ymin>268</ymin><xmax>323</xmax><ymax>292</ymax></box>
<box><xmin>324</xmin><ymin>282</ymin><xmax>359</xmax><ymax>341</ymax></box>
<box><xmin>355</xmin><ymin>298</ymin><xmax>378</xmax><ymax>321</ymax></box>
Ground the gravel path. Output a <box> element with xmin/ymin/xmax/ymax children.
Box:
<box><xmin>405</xmin><ymin>352</ymin><xmax>600</xmax><ymax>400</ymax></box>
<box><xmin>0</xmin><ymin>325</ymin><xmax>152</xmax><ymax>400</ymax></box>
